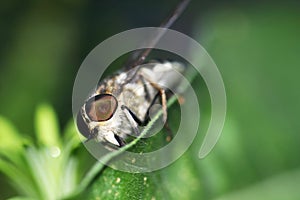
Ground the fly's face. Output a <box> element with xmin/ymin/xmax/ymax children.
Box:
<box><xmin>76</xmin><ymin>62</ymin><xmax>185</xmax><ymax>149</ymax></box>
<box><xmin>77</xmin><ymin>72</ymin><xmax>133</xmax><ymax>147</ymax></box>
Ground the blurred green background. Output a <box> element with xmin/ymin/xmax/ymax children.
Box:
<box><xmin>1</xmin><ymin>0</ymin><xmax>300</xmax><ymax>199</ymax></box>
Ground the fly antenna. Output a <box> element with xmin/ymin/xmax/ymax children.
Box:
<box><xmin>125</xmin><ymin>0</ymin><xmax>191</xmax><ymax>69</ymax></box>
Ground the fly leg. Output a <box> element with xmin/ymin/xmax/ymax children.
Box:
<box><xmin>141</xmin><ymin>76</ymin><xmax>173</xmax><ymax>142</ymax></box>
<box><xmin>100</xmin><ymin>135</ymin><xmax>126</xmax><ymax>151</ymax></box>
<box><xmin>157</xmin><ymin>88</ymin><xmax>173</xmax><ymax>142</ymax></box>
<box><xmin>114</xmin><ymin>134</ymin><xmax>126</xmax><ymax>147</ymax></box>
<box><xmin>121</xmin><ymin>91</ymin><xmax>166</xmax><ymax>135</ymax></box>
<box><xmin>154</xmin><ymin>88</ymin><xmax>173</xmax><ymax>142</ymax></box>
<box><xmin>121</xmin><ymin>105</ymin><xmax>142</xmax><ymax>136</ymax></box>
<box><xmin>160</xmin><ymin>89</ymin><xmax>167</xmax><ymax>124</ymax></box>
<box><xmin>121</xmin><ymin>93</ymin><xmax>173</xmax><ymax>142</ymax></box>
<box><xmin>139</xmin><ymin>73</ymin><xmax>168</xmax><ymax>124</ymax></box>
<box><xmin>123</xmin><ymin>71</ymin><xmax>173</xmax><ymax>142</ymax></box>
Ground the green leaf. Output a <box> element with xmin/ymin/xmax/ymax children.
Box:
<box><xmin>87</xmin><ymin>170</ymin><xmax>168</xmax><ymax>200</ymax></box>
<box><xmin>0</xmin><ymin>159</ymin><xmax>39</xmax><ymax>198</ymax></box>
<box><xmin>0</xmin><ymin>116</ymin><xmax>29</xmax><ymax>171</ymax></box>
<box><xmin>0</xmin><ymin>116</ymin><xmax>24</xmax><ymax>152</ymax></box>
<box><xmin>7</xmin><ymin>197</ymin><xmax>38</xmax><ymax>200</ymax></box>
<box><xmin>83</xmin><ymin>132</ymin><xmax>171</xmax><ymax>200</ymax></box>
<box><xmin>160</xmin><ymin>151</ymin><xmax>203</xmax><ymax>200</ymax></box>
<box><xmin>214</xmin><ymin>169</ymin><xmax>300</xmax><ymax>200</ymax></box>
<box><xmin>35</xmin><ymin>103</ymin><xmax>61</xmax><ymax>148</ymax></box>
<box><xmin>61</xmin><ymin>157</ymin><xmax>79</xmax><ymax>196</ymax></box>
<box><xmin>22</xmin><ymin>137</ymin><xmax>81</xmax><ymax>200</ymax></box>
<box><xmin>62</xmin><ymin>119</ymin><xmax>82</xmax><ymax>151</ymax></box>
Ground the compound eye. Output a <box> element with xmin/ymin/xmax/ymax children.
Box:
<box><xmin>85</xmin><ymin>94</ymin><xmax>118</xmax><ymax>122</ymax></box>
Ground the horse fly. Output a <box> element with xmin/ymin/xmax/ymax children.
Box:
<box><xmin>76</xmin><ymin>0</ymin><xmax>191</xmax><ymax>149</ymax></box>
